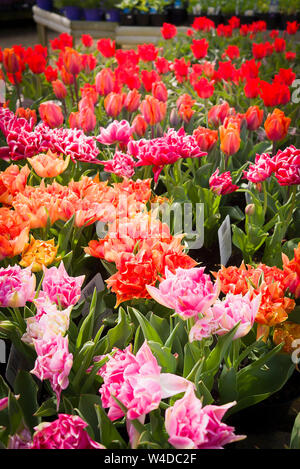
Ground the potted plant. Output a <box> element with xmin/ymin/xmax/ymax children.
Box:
<box><xmin>102</xmin><ymin>0</ymin><xmax>121</xmax><ymax>22</ymax></box>
<box><xmin>279</xmin><ymin>0</ymin><xmax>300</xmax><ymax>27</ymax></box>
<box><xmin>168</xmin><ymin>0</ymin><xmax>187</xmax><ymax>26</ymax></box>
<box><xmin>83</xmin><ymin>0</ymin><xmax>103</xmax><ymax>21</ymax></box>
<box><xmin>256</xmin><ymin>0</ymin><xmax>275</xmax><ymax>29</ymax></box>
<box><xmin>220</xmin><ymin>0</ymin><xmax>237</xmax><ymax>24</ymax></box>
<box><xmin>148</xmin><ymin>0</ymin><xmax>171</xmax><ymax>26</ymax></box>
<box><xmin>36</xmin><ymin>0</ymin><xmax>53</xmax><ymax>11</ymax></box>
<box><xmin>134</xmin><ymin>0</ymin><xmax>150</xmax><ymax>26</ymax></box>
<box><xmin>53</xmin><ymin>0</ymin><xmax>82</xmax><ymax>20</ymax></box>
<box><xmin>238</xmin><ymin>0</ymin><xmax>257</xmax><ymax>24</ymax></box>
<box><xmin>117</xmin><ymin>0</ymin><xmax>137</xmax><ymax>25</ymax></box>
<box><xmin>186</xmin><ymin>0</ymin><xmax>203</xmax><ymax>24</ymax></box>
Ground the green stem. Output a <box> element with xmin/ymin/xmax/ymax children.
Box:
<box><xmin>262</xmin><ymin>180</ymin><xmax>268</xmax><ymax>218</ymax></box>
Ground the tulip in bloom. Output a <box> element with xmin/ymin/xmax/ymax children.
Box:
<box><xmin>165</xmin><ymin>386</ymin><xmax>244</xmax><ymax>449</ymax></box>
<box><xmin>15</xmin><ymin>107</ymin><xmax>37</xmax><ymax>126</ymax></box>
<box><xmin>0</xmin><ymin>265</ymin><xmax>35</xmax><ymax>308</ymax></box>
<box><xmin>131</xmin><ymin>115</ymin><xmax>147</xmax><ymax>137</ymax></box>
<box><xmin>100</xmin><ymin>151</ymin><xmax>135</xmax><ymax>179</ymax></box>
<box><xmin>219</xmin><ymin>120</ymin><xmax>241</xmax><ymax>156</ymax></box>
<box><xmin>272</xmin><ymin>145</ymin><xmax>300</xmax><ymax>186</ymax></box>
<box><xmin>0</xmin><ymin>208</ymin><xmax>30</xmax><ymax>261</ymax></box>
<box><xmin>31</xmin><ymin>334</ymin><xmax>73</xmax><ymax>407</ymax></box>
<box><xmin>63</xmin><ymin>47</ymin><xmax>82</xmax><ymax>76</ymax></box>
<box><xmin>193</xmin><ymin>126</ymin><xmax>218</xmax><ymax>152</ymax></box>
<box><xmin>97</xmin><ymin>38</ymin><xmax>115</xmax><ymax>57</ymax></box>
<box><xmin>40</xmin><ymin>262</ymin><xmax>85</xmax><ymax>308</ymax></box>
<box><xmin>209</xmin><ymin>169</ymin><xmax>238</xmax><ymax>195</ymax></box>
<box><xmin>264</xmin><ymin>108</ymin><xmax>291</xmax><ymax>142</ymax></box>
<box><xmin>191</xmin><ymin>38</ymin><xmax>209</xmax><ymax>59</ymax></box>
<box><xmin>19</xmin><ymin>236</ymin><xmax>58</xmax><ymax>272</ymax></box>
<box><xmin>22</xmin><ymin>297</ymin><xmax>72</xmax><ymax>345</ymax></box>
<box><xmin>104</xmin><ymin>92</ymin><xmax>126</xmax><ymax>118</ymax></box>
<box><xmin>31</xmin><ymin>414</ymin><xmax>105</xmax><ymax>449</ymax></box>
<box><xmin>138</xmin><ymin>43</ymin><xmax>158</xmax><ymax>62</ymax></box>
<box><xmin>245</xmin><ymin>106</ymin><xmax>264</xmax><ymax>131</ymax></box>
<box><xmin>208</xmin><ymin>101</ymin><xmax>231</xmax><ymax>127</ymax></box>
<box><xmin>194</xmin><ymin>78</ymin><xmax>214</xmax><ymax>99</ymax></box>
<box><xmin>0</xmin><ymin>164</ymin><xmax>30</xmax><ymax>205</ymax></box>
<box><xmin>161</xmin><ymin>23</ymin><xmax>177</xmax><ymax>39</ymax></box>
<box><xmin>99</xmin><ymin>341</ymin><xmax>190</xmax><ymax>421</ymax></box>
<box><xmin>152</xmin><ymin>81</ymin><xmax>168</xmax><ymax>102</ymax></box>
<box><xmin>139</xmin><ymin>95</ymin><xmax>167</xmax><ymax>126</ymax></box>
<box><xmin>147</xmin><ymin>267</ymin><xmax>219</xmax><ymax>320</ymax></box>
<box><xmin>52</xmin><ymin>79</ymin><xmax>67</xmax><ymax>100</ymax></box>
<box><xmin>97</xmin><ymin>120</ymin><xmax>132</xmax><ymax>147</ymax></box>
<box><xmin>282</xmin><ymin>243</ymin><xmax>300</xmax><ymax>298</ymax></box>
<box><xmin>39</xmin><ymin>102</ymin><xmax>64</xmax><ymax>129</ymax></box>
<box><xmin>79</xmin><ymin>106</ymin><xmax>96</xmax><ymax>133</ymax></box>
<box><xmin>3</xmin><ymin>48</ymin><xmax>20</xmax><ymax>74</ymax></box>
<box><xmin>124</xmin><ymin>89</ymin><xmax>141</xmax><ymax>113</ymax></box>
<box><xmin>243</xmin><ymin>153</ymin><xmax>275</xmax><ymax>183</ymax></box>
<box><xmin>28</xmin><ymin>150</ymin><xmax>70</xmax><ymax>178</ymax></box>
<box><xmin>95</xmin><ymin>68</ymin><xmax>115</xmax><ymax>96</ymax></box>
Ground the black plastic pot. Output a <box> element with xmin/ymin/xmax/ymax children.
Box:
<box><xmin>150</xmin><ymin>13</ymin><xmax>167</xmax><ymax>26</ymax></box>
<box><xmin>134</xmin><ymin>12</ymin><xmax>150</xmax><ymax>26</ymax></box>
<box><xmin>239</xmin><ymin>14</ymin><xmax>257</xmax><ymax>25</ymax></box>
<box><xmin>169</xmin><ymin>8</ymin><xmax>187</xmax><ymax>26</ymax></box>
<box><xmin>206</xmin><ymin>14</ymin><xmax>223</xmax><ymax>26</ymax></box>
<box><xmin>120</xmin><ymin>11</ymin><xmax>135</xmax><ymax>25</ymax></box>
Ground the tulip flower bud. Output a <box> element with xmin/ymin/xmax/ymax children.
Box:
<box><xmin>131</xmin><ymin>115</ymin><xmax>147</xmax><ymax>137</ymax></box>
<box><xmin>52</xmin><ymin>79</ymin><xmax>67</xmax><ymax>100</ymax></box>
<box><xmin>155</xmin><ymin>124</ymin><xmax>164</xmax><ymax>138</ymax></box>
<box><xmin>170</xmin><ymin>108</ymin><xmax>181</xmax><ymax>127</ymax></box>
<box><xmin>3</xmin><ymin>48</ymin><xmax>20</xmax><ymax>74</ymax></box>
<box><xmin>245</xmin><ymin>203</ymin><xmax>255</xmax><ymax>216</ymax></box>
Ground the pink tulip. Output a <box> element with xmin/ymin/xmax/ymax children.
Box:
<box><xmin>0</xmin><ymin>397</ymin><xmax>8</xmax><ymax>411</ymax></box>
<box><xmin>97</xmin><ymin>120</ymin><xmax>132</xmax><ymax>146</ymax></box>
<box><xmin>273</xmin><ymin>145</ymin><xmax>300</xmax><ymax>186</ymax></box>
<box><xmin>190</xmin><ymin>291</ymin><xmax>261</xmax><ymax>342</ymax></box>
<box><xmin>31</xmin><ymin>333</ymin><xmax>73</xmax><ymax>408</ymax></box>
<box><xmin>0</xmin><ymin>265</ymin><xmax>36</xmax><ymax>308</ymax></box>
<box><xmin>209</xmin><ymin>169</ymin><xmax>239</xmax><ymax>195</ymax></box>
<box><xmin>100</xmin><ymin>151</ymin><xmax>135</xmax><ymax>179</ymax></box>
<box><xmin>99</xmin><ymin>341</ymin><xmax>190</xmax><ymax>421</ymax></box>
<box><xmin>165</xmin><ymin>385</ymin><xmax>245</xmax><ymax>449</ymax></box>
<box><xmin>243</xmin><ymin>153</ymin><xmax>275</xmax><ymax>183</ymax></box>
<box><xmin>39</xmin><ymin>102</ymin><xmax>64</xmax><ymax>129</ymax></box>
<box><xmin>31</xmin><ymin>414</ymin><xmax>105</xmax><ymax>449</ymax></box>
<box><xmin>40</xmin><ymin>262</ymin><xmax>85</xmax><ymax>308</ymax></box>
<box><xmin>147</xmin><ymin>267</ymin><xmax>220</xmax><ymax>319</ymax></box>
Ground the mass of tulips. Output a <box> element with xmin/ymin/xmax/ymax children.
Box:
<box><xmin>0</xmin><ymin>15</ymin><xmax>299</xmax><ymax>451</ymax></box>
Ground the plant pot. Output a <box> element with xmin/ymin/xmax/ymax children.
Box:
<box><xmin>169</xmin><ymin>8</ymin><xmax>187</xmax><ymax>26</ymax></box>
<box><xmin>83</xmin><ymin>8</ymin><xmax>103</xmax><ymax>21</ymax></box>
<box><xmin>150</xmin><ymin>13</ymin><xmax>167</xmax><ymax>27</ymax></box>
<box><xmin>259</xmin><ymin>12</ymin><xmax>280</xmax><ymax>30</ymax></box>
<box><xmin>239</xmin><ymin>14</ymin><xmax>256</xmax><ymax>25</ymax></box>
<box><xmin>65</xmin><ymin>6</ymin><xmax>82</xmax><ymax>21</ymax></box>
<box><xmin>206</xmin><ymin>14</ymin><xmax>222</xmax><ymax>26</ymax></box>
<box><xmin>105</xmin><ymin>9</ymin><xmax>120</xmax><ymax>22</ymax></box>
<box><xmin>120</xmin><ymin>11</ymin><xmax>135</xmax><ymax>26</ymax></box>
<box><xmin>36</xmin><ymin>0</ymin><xmax>53</xmax><ymax>11</ymax></box>
<box><xmin>134</xmin><ymin>12</ymin><xmax>150</xmax><ymax>26</ymax></box>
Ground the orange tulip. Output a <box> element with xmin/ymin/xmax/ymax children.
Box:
<box><xmin>139</xmin><ymin>95</ymin><xmax>167</xmax><ymax>126</ymax></box>
<box><xmin>104</xmin><ymin>92</ymin><xmax>126</xmax><ymax>118</ymax></box>
<box><xmin>20</xmin><ymin>235</ymin><xmax>58</xmax><ymax>272</ymax></box>
<box><xmin>245</xmin><ymin>105</ymin><xmax>264</xmax><ymax>131</ymax></box>
<box><xmin>0</xmin><ymin>207</ymin><xmax>30</xmax><ymax>260</ymax></box>
<box><xmin>15</xmin><ymin>107</ymin><xmax>37</xmax><ymax>125</ymax></box>
<box><xmin>95</xmin><ymin>68</ymin><xmax>115</xmax><ymax>96</ymax></box>
<box><xmin>28</xmin><ymin>151</ymin><xmax>70</xmax><ymax>178</ymax></box>
<box><xmin>52</xmin><ymin>79</ymin><xmax>67</xmax><ymax>100</ymax></box>
<box><xmin>3</xmin><ymin>48</ymin><xmax>20</xmax><ymax>74</ymax></box>
<box><xmin>0</xmin><ymin>164</ymin><xmax>30</xmax><ymax>205</ymax></box>
<box><xmin>219</xmin><ymin>120</ymin><xmax>241</xmax><ymax>156</ymax></box>
<box><xmin>39</xmin><ymin>102</ymin><xmax>64</xmax><ymax>129</ymax></box>
<box><xmin>273</xmin><ymin>321</ymin><xmax>300</xmax><ymax>354</ymax></box>
<box><xmin>264</xmin><ymin>108</ymin><xmax>291</xmax><ymax>141</ymax></box>
<box><xmin>131</xmin><ymin>115</ymin><xmax>148</xmax><ymax>137</ymax></box>
<box><xmin>193</xmin><ymin>126</ymin><xmax>218</xmax><ymax>152</ymax></box>
<box><xmin>63</xmin><ymin>47</ymin><xmax>82</xmax><ymax>76</ymax></box>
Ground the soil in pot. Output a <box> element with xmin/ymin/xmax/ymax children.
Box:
<box><xmin>134</xmin><ymin>12</ymin><xmax>150</xmax><ymax>26</ymax></box>
<box><xmin>150</xmin><ymin>13</ymin><xmax>167</xmax><ymax>27</ymax></box>
<box><xmin>120</xmin><ymin>11</ymin><xmax>135</xmax><ymax>25</ymax></box>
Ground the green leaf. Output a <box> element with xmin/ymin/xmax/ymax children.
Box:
<box><xmin>34</xmin><ymin>397</ymin><xmax>57</xmax><ymax>418</ymax></box>
<box><xmin>219</xmin><ymin>367</ymin><xmax>238</xmax><ymax>404</ymax></box>
<box><xmin>14</xmin><ymin>370</ymin><xmax>40</xmax><ymax>431</ymax></box>
<box><xmin>58</xmin><ymin>214</ymin><xmax>75</xmax><ymax>255</ymax></box>
<box><xmin>128</xmin><ymin>307</ymin><xmax>163</xmax><ymax>345</ymax></box>
<box><xmin>94</xmin><ymin>404</ymin><xmax>127</xmax><ymax>449</ymax></box>
<box><xmin>105</xmin><ymin>307</ymin><xmax>133</xmax><ymax>352</ymax></box>
<box><xmin>197</xmin><ymin>381</ymin><xmax>214</xmax><ymax>406</ymax></box>
<box><xmin>77</xmin><ymin>394</ymin><xmax>103</xmax><ymax>441</ymax></box>
<box><xmin>290</xmin><ymin>413</ymin><xmax>300</xmax><ymax>449</ymax></box>
<box><xmin>183</xmin><ymin>342</ymin><xmax>202</xmax><ymax>378</ymax></box>
<box><xmin>75</xmin><ymin>287</ymin><xmax>97</xmax><ymax>351</ymax></box>
<box><xmin>148</xmin><ymin>341</ymin><xmax>177</xmax><ymax>373</ymax></box>
<box><xmin>8</xmin><ymin>392</ymin><xmax>23</xmax><ymax>436</ymax></box>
